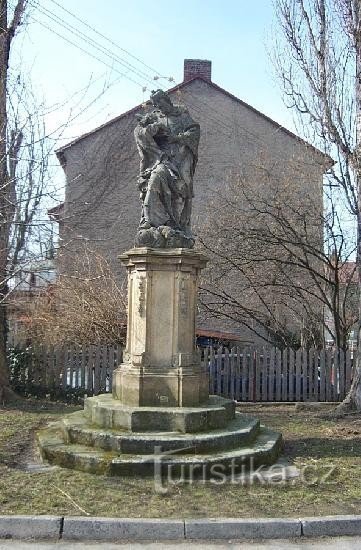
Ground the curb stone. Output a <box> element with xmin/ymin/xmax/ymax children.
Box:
<box><xmin>1</xmin><ymin>515</ymin><xmax>361</xmax><ymax>541</ymax></box>
<box><xmin>61</xmin><ymin>517</ymin><xmax>185</xmax><ymax>541</ymax></box>
<box><xmin>0</xmin><ymin>515</ymin><xmax>62</xmax><ymax>540</ymax></box>
<box><xmin>301</xmin><ymin>515</ymin><xmax>361</xmax><ymax>537</ymax></box>
<box><xmin>184</xmin><ymin>518</ymin><xmax>301</xmax><ymax>539</ymax></box>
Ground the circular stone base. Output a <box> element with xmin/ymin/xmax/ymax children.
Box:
<box><xmin>84</xmin><ymin>394</ymin><xmax>236</xmax><ymax>433</ymax></box>
<box><xmin>37</xmin><ymin>422</ymin><xmax>282</xmax><ymax>478</ymax></box>
<box><xmin>37</xmin><ymin>394</ymin><xmax>283</xmax><ymax>479</ymax></box>
<box><xmin>62</xmin><ymin>410</ymin><xmax>260</xmax><ymax>454</ymax></box>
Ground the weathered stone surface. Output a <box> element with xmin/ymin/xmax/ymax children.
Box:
<box><xmin>36</xmin><ymin>199</ymin><xmax>283</xmax><ymax>478</ymax></box>
<box><xmin>112</xmin><ymin>364</ymin><xmax>208</xmax><ymax>408</ymax></box>
<box><xmin>63</xmin><ymin>411</ymin><xmax>260</xmax><ymax>454</ymax></box>
<box><xmin>109</xmin><ymin>428</ymin><xmax>283</xmax><ymax>477</ymax></box>
<box><xmin>62</xmin><ymin>516</ymin><xmax>184</xmax><ymax>541</ymax></box>
<box><xmin>184</xmin><ymin>518</ymin><xmax>301</xmax><ymax>539</ymax></box>
<box><xmin>0</xmin><ymin>515</ymin><xmax>62</xmax><ymax>540</ymax></box>
<box><xmin>113</xmin><ymin>248</ymin><xmax>208</xmax><ymax>407</ymax></box>
<box><xmin>37</xmin><ymin>426</ymin><xmax>114</xmax><ymax>475</ymax></box>
<box><xmin>38</xmin><ymin>420</ymin><xmax>282</xmax><ymax>478</ymax></box>
<box><xmin>301</xmin><ymin>515</ymin><xmax>361</xmax><ymax>537</ymax></box>
<box><xmin>134</xmin><ymin>90</ymin><xmax>200</xmax><ymax>249</ymax></box>
<box><xmin>135</xmin><ymin>226</ymin><xmax>195</xmax><ymax>249</ymax></box>
<box><xmin>84</xmin><ymin>394</ymin><xmax>235</xmax><ymax>432</ymax></box>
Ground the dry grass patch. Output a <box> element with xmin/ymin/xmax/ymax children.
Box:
<box><xmin>0</xmin><ymin>400</ymin><xmax>361</xmax><ymax>518</ymax></box>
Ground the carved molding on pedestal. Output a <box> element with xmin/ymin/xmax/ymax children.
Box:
<box><xmin>114</xmin><ymin>248</ymin><xmax>209</xmax><ymax>406</ymax></box>
<box><xmin>137</xmin><ymin>276</ymin><xmax>146</xmax><ymax>317</ymax></box>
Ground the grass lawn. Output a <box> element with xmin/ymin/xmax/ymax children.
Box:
<box><xmin>0</xmin><ymin>399</ymin><xmax>361</xmax><ymax>518</ymax></box>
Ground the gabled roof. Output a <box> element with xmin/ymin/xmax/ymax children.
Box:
<box><xmin>56</xmin><ymin>76</ymin><xmax>333</xmax><ymax>166</ymax></box>
<box><xmin>48</xmin><ymin>203</ymin><xmax>64</xmax><ymax>221</ymax></box>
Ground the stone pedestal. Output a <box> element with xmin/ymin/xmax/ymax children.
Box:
<box><xmin>37</xmin><ymin>248</ymin><xmax>283</xmax><ymax>478</ymax></box>
<box><xmin>37</xmin><ymin>87</ymin><xmax>283</xmax><ymax>477</ymax></box>
<box><xmin>112</xmin><ymin>248</ymin><xmax>209</xmax><ymax>407</ymax></box>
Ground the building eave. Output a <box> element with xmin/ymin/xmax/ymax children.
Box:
<box><xmin>48</xmin><ymin>203</ymin><xmax>64</xmax><ymax>222</ymax></box>
<box><xmin>55</xmin><ymin>76</ymin><xmax>334</xmax><ymax>168</ymax></box>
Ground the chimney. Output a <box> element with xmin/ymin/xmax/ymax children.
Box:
<box><xmin>183</xmin><ymin>59</ymin><xmax>212</xmax><ymax>82</ymax></box>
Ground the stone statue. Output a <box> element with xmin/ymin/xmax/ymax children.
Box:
<box><xmin>134</xmin><ymin>90</ymin><xmax>200</xmax><ymax>248</ymax></box>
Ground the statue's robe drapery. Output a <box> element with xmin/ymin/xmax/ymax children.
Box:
<box><xmin>134</xmin><ymin>105</ymin><xmax>200</xmax><ymax>235</ymax></box>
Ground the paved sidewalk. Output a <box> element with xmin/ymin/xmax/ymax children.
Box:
<box><xmin>0</xmin><ymin>538</ymin><xmax>361</xmax><ymax>549</ymax></box>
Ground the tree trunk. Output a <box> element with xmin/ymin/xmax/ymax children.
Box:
<box><xmin>0</xmin><ymin>0</ymin><xmax>25</xmax><ymax>403</ymax></box>
<box><xmin>336</xmin><ymin>210</ymin><xmax>361</xmax><ymax>412</ymax></box>
<box><xmin>337</xmin><ymin>0</ymin><xmax>361</xmax><ymax>412</ymax></box>
<box><xmin>0</xmin><ymin>296</ymin><xmax>16</xmax><ymax>403</ymax></box>
<box><xmin>0</xmin><ymin>1</ymin><xmax>10</xmax><ymax>401</ymax></box>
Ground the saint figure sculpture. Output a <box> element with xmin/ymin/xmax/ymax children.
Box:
<box><xmin>134</xmin><ymin>90</ymin><xmax>200</xmax><ymax>248</ymax></box>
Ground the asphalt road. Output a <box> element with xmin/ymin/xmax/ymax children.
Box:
<box><xmin>0</xmin><ymin>538</ymin><xmax>361</xmax><ymax>549</ymax></box>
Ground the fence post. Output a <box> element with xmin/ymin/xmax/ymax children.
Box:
<box><xmin>339</xmin><ymin>348</ymin><xmax>345</xmax><ymax>400</ymax></box>
<box><xmin>275</xmin><ymin>348</ymin><xmax>282</xmax><ymax>401</ymax></box>
<box><xmin>235</xmin><ymin>346</ymin><xmax>241</xmax><ymax>401</ymax></box>
<box><xmin>295</xmin><ymin>349</ymin><xmax>301</xmax><ymax>401</ymax></box>
<box><xmin>229</xmin><ymin>347</ymin><xmax>236</xmax><ymax>400</ymax></box>
<box><xmin>302</xmin><ymin>348</ymin><xmax>308</xmax><ymax>401</ymax></box>
<box><xmin>261</xmin><ymin>347</ymin><xmax>268</xmax><ymax>402</ymax></box>
<box><xmin>216</xmin><ymin>345</ymin><xmax>223</xmax><ymax>396</ymax></box>
<box><xmin>332</xmin><ymin>348</ymin><xmax>339</xmax><ymax>402</ymax></box>
<box><xmin>224</xmin><ymin>347</ymin><xmax>230</xmax><ymax>398</ymax></box>
<box><xmin>345</xmin><ymin>349</ymin><xmax>352</xmax><ymax>394</ymax></box>
<box><xmin>282</xmin><ymin>348</ymin><xmax>288</xmax><ymax>401</ymax></box>
<box><xmin>319</xmin><ymin>349</ymin><xmax>326</xmax><ymax>401</ymax></box>
<box><xmin>308</xmin><ymin>348</ymin><xmax>315</xmax><ymax>401</ymax></box>
<box><xmin>107</xmin><ymin>345</ymin><xmax>115</xmax><ymax>393</ymax></box>
<box><xmin>248</xmin><ymin>348</ymin><xmax>255</xmax><ymax>401</ymax></box>
<box><xmin>325</xmin><ymin>348</ymin><xmax>332</xmax><ymax>401</ymax></box>
<box><xmin>253</xmin><ymin>348</ymin><xmax>261</xmax><ymax>401</ymax></box>
<box><xmin>93</xmin><ymin>346</ymin><xmax>101</xmax><ymax>395</ymax></box>
<box><xmin>268</xmin><ymin>347</ymin><xmax>275</xmax><ymax>402</ymax></box>
<box><xmin>288</xmin><ymin>348</ymin><xmax>294</xmax><ymax>402</ymax></box>
<box><xmin>100</xmin><ymin>345</ymin><xmax>108</xmax><ymax>393</ymax></box>
<box><xmin>241</xmin><ymin>347</ymin><xmax>248</xmax><ymax>401</ymax></box>
<box><xmin>208</xmin><ymin>346</ymin><xmax>215</xmax><ymax>395</ymax></box>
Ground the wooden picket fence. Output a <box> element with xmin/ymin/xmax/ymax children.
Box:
<box><xmin>9</xmin><ymin>344</ymin><xmax>123</xmax><ymax>397</ymax></box>
<box><xmin>9</xmin><ymin>343</ymin><xmax>354</xmax><ymax>402</ymax></box>
<box><xmin>203</xmin><ymin>346</ymin><xmax>354</xmax><ymax>402</ymax></box>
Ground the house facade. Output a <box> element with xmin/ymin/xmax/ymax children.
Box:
<box><xmin>7</xmin><ymin>257</ymin><xmax>56</xmax><ymax>347</ymax></box>
<box><xmin>324</xmin><ymin>260</ymin><xmax>358</xmax><ymax>351</ymax></box>
<box><xmin>54</xmin><ymin>59</ymin><xmax>331</xmax><ymax>344</ymax></box>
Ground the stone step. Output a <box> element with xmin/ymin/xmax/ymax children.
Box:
<box><xmin>84</xmin><ymin>394</ymin><xmax>235</xmax><ymax>433</ymax></box>
<box><xmin>62</xmin><ymin>411</ymin><xmax>260</xmax><ymax>454</ymax></box>
<box><xmin>37</xmin><ymin>423</ymin><xmax>282</xmax><ymax>478</ymax></box>
<box><xmin>109</xmin><ymin>429</ymin><xmax>283</xmax><ymax>477</ymax></box>
<box><xmin>37</xmin><ymin>423</ymin><xmax>116</xmax><ymax>475</ymax></box>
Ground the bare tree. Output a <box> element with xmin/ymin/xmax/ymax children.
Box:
<box><xmin>0</xmin><ymin>0</ymin><xmax>28</xmax><ymax>401</ymax></box>
<box><xmin>198</xmin><ymin>163</ymin><xmax>357</xmax><ymax>350</ymax></box>
<box><xmin>0</xmin><ymin>2</ymin><xmax>57</xmax><ymax>402</ymax></box>
<box><xmin>274</xmin><ymin>0</ymin><xmax>361</xmax><ymax>410</ymax></box>
<box><xmin>27</xmin><ymin>248</ymin><xmax>126</xmax><ymax>346</ymax></box>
